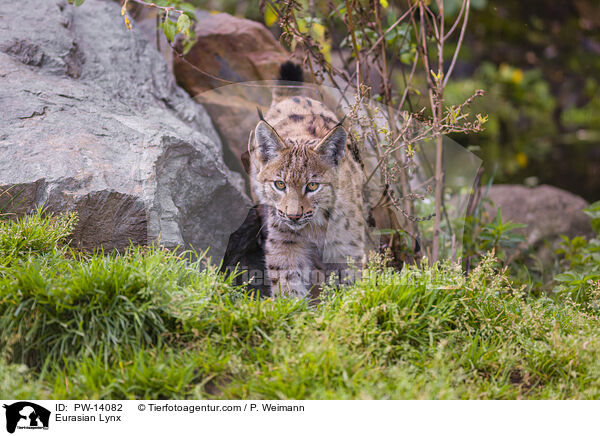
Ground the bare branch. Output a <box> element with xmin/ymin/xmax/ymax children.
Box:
<box><xmin>125</xmin><ymin>0</ymin><xmax>186</xmax><ymax>15</ymax></box>
<box><xmin>443</xmin><ymin>0</ymin><xmax>467</xmax><ymax>42</ymax></box>
<box><xmin>443</xmin><ymin>0</ymin><xmax>470</xmax><ymax>87</ymax></box>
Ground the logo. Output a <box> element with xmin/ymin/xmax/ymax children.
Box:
<box><xmin>2</xmin><ymin>402</ymin><xmax>50</xmax><ymax>434</ymax></box>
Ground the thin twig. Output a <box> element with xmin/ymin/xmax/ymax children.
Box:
<box><xmin>443</xmin><ymin>0</ymin><xmax>470</xmax><ymax>87</ymax></box>
<box><xmin>443</xmin><ymin>0</ymin><xmax>467</xmax><ymax>41</ymax></box>
<box><xmin>126</xmin><ymin>0</ymin><xmax>185</xmax><ymax>15</ymax></box>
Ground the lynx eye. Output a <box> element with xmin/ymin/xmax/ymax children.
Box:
<box><xmin>306</xmin><ymin>182</ymin><xmax>320</xmax><ymax>192</ymax></box>
<box><xmin>274</xmin><ymin>180</ymin><xmax>286</xmax><ymax>191</ymax></box>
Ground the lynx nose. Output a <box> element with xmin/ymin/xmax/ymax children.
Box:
<box><xmin>286</xmin><ymin>212</ymin><xmax>303</xmax><ymax>221</ymax></box>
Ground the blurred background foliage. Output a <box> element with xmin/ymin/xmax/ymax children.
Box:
<box><xmin>449</xmin><ymin>0</ymin><xmax>600</xmax><ymax>202</ymax></box>
<box><xmin>186</xmin><ymin>0</ymin><xmax>599</xmax><ymax>202</ymax></box>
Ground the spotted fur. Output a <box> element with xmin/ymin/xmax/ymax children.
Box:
<box><xmin>249</xmin><ymin>92</ymin><xmax>367</xmax><ymax>297</ymax></box>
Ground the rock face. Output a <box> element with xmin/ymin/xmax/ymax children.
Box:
<box><xmin>174</xmin><ymin>11</ymin><xmax>289</xmax><ymax>95</ymax></box>
<box><xmin>0</xmin><ymin>0</ymin><xmax>251</xmax><ymax>259</ymax></box>
<box><xmin>485</xmin><ymin>184</ymin><xmax>593</xmax><ymax>248</ymax></box>
<box><xmin>173</xmin><ymin>12</ymin><xmax>289</xmax><ymax>175</ymax></box>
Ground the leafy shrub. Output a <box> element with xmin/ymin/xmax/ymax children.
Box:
<box><xmin>464</xmin><ymin>206</ymin><xmax>525</xmax><ymax>260</ymax></box>
<box><xmin>554</xmin><ymin>201</ymin><xmax>600</xmax><ymax>311</ymax></box>
<box><xmin>462</xmin><ymin>192</ymin><xmax>526</xmax><ymax>276</ymax></box>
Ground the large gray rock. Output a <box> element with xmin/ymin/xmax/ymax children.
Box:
<box><xmin>485</xmin><ymin>184</ymin><xmax>593</xmax><ymax>248</ymax></box>
<box><xmin>0</xmin><ymin>0</ymin><xmax>250</xmax><ymax>259</ymax></box>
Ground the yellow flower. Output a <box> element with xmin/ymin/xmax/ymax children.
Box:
<box><xmin>516</xmin><ymin>152</ymin><xmax>528</xmax><ymax>168</ymax></box>
<box><xmin>512</xmin><ymin>68</ymin><xmax>523</xmax><ymax>85</ymax></box>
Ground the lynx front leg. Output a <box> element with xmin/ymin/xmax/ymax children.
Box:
<box><xmin>270</xmin><ymin>268</ymin><xmax>311</xmax><ymax>298</ymax></box>
<box><xmin>321</xmin><ymin>207</ymin><xmax>367</xmax><ymax>286</ymax></box>
<box><xmin>265</xmin><ymin>234</ymin><xmax>315</xmax><ymax>298</ymax></box>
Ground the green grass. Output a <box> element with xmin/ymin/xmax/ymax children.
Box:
<box><xmin>0</xmin><ymin>209</ymin><xmax>77</xmax><ymax>267</ymax></box>
<box><xmin>1</xmin><ymin>211</ymin><xmax>599</xmax><ymax>399</ymax></box>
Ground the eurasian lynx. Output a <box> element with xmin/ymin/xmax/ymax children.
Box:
<box><xmin>248</xmin><ymin>62</ymin><xmax>367</xmax><ymax>297</ymax></box>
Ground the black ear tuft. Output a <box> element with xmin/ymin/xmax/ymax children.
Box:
<box><xmin>278</xmin><ymin>61</ymin><xmax>304</xmax><ymax>83</ymax></box>
<box><xmin>314</xmin><ymin>125</ymin><xmax>347</xmax><ymax>166</ymax></box>
<box><xmin>256</xmin><ymin>106</ymin><xmax>265</xmax><ymax>121</ymax></box>
<box><xmin>255</xmin><ymin>121</ymin><xmax>287</xmax><ymax>163</ymax></box>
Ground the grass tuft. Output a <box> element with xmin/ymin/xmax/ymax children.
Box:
<box><xmin>0</xmin><ymin>208</ymin><xmax>76</xmax><ymax>266</ymax></box>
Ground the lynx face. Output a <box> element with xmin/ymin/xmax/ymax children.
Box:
<box><xmin>253</xmin><ymin>120</ymin><xmax>346</xmax><ymax>231</ymax></box>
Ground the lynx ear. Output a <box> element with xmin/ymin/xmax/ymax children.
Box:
<box><xmin>314</xmin><ymin>125</ymin><xmax>347</xmax><ymax>166</ymax></box>
<box><xmin>254</xmin><ymin>120</ymin><xmax>287</xmax><ymax>163</ymax></box>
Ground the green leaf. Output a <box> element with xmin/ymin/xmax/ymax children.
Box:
<box><xmin>177</xmin><ymin>13</ymin><xmax>191</xmax><ymax>37</ymax></box>
<box><xmin>162</xmin><ymin>19</ymin><xmax>177</xmax><ymax>43</ymax></box>
<box><xmin>68</xmin><ymin>0</ymin><xmax>85</xmax><ymax>5</ymax></box>
<box><xmin>584</xmin><ymin>201</ymin><xmax>600</xmax><ymax>235</ymax></box>
<box><xmin>264</xmin><ymin>3</ymin><xmax>278</xmax><ymax>27</ymax></box>
<box><xmin>181</xmin><ymin>28</ymin><xmax>197</xmax><ymax>55</ymax></box>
